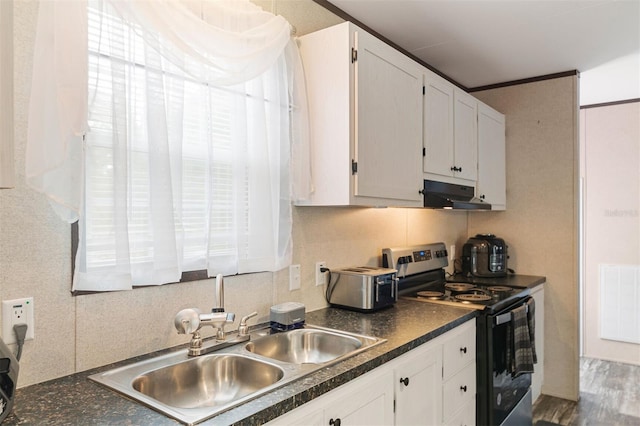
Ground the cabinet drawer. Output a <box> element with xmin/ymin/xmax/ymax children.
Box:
<box><xmin>444</xmin><ymin>398</ymin><xmax>476</xmax><ymax>426</ymax></box>
<box><xmin>443</xmin><ymin>362</ymin><xmax>476</xmax><ymax>422</ymax></box>
<box><xmin>442</xmin><ymin>320</ymin><xmax>475</xmax><ymax>378</ymax></box>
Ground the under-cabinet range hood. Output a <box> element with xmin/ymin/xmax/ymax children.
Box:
<box><xmin>422</xmin><ymin>180</ymin><xmax>491</xmax><ymax>210</ymax></box>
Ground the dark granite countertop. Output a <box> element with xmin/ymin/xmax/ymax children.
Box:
<box><xmin>4</xmin><ymin>301</ymin><xmax>478</xmax><ymax>426</ymax></box>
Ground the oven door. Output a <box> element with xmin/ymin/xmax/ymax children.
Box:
<box><xmin>476</xmin><ymin>298</ymin><xmax>532</xmax><ymax>426</ymax></box>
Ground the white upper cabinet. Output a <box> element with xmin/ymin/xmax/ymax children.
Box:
<box><xmin>296</xmin><ymin>22</ymin><xmax>423</xmax><ymax>207</ymax></box>
<box><xmin>477</xmin><ymin>102</ymin><xmax>506</xmax><ymax>210</ymax></box>
<box><xmin>423</xmin><ymin>71</ymin><xmax>478</xmax><ymax>185</ymax></box>
<box><xmin>423</xmin><ymin>72</ymin><xmax>454</xmax><ymax>178</ymax></box>
<box><xmin>453</xmin><ymin>89</ymin><xmax>478</xmax><ymax>182</ymax></box>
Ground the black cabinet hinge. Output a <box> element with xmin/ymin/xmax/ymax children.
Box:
<box><xmin>423</xmin><ymin>85</ymin><xmax>425</xmax><ymax>95</ymax></box>
<box><xmin>351</xmin><ymin>159</ymin><xmax>358</xmax><ymax>174</ymax></box>
<box><xmin>351</xmin><ymin>48</ymin><xmax>358</xmax><ymax>63</ymax></box>
<box><xmin>423</xmin><ymin>147</ymin><xmax>426</xmax><ymax>157</ymax></box>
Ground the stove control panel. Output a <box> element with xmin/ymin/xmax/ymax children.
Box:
<box><xmin>382</xmin><ymin>243</ymin><xmax>449</xmax><ymax>276</ymax></box>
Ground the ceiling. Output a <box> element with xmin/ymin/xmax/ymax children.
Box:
<box><xmin>326</xmin><ymin>0</ymin><xmax>640</xmax><ymax>102</ymax></box>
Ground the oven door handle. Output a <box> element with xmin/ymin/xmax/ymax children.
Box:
<box><xmin>494</xmin><ymin>302</ymin><xmax>529</xmax><ymax>326</ymax></box>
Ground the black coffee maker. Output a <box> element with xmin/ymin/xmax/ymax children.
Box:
<box><xmin>0</xmin><ymin>337</ymin><xmax>18</xmax><ymax>421</ymax></box>
<box><xmin>461</xmin><ymin>234</ymin><xmax>508</xmax><ymax>277</ymax></box>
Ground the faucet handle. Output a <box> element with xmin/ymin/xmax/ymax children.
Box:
<box><xmin>239</xmin><ymin>311</ymin><xmax>258</xmax><ymax>336</ymax></box>
<box><xmin>174</xmin><ymin>308</ymin><xmax>202</xmax><ymax>334</ymax></box>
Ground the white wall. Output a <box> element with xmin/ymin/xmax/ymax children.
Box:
<box><xmin>0</xmin><ymin>0</ymin><xmax>470</xmax><ymax>388</ymax></box>
<box><xmin>581</xmin><ymin>101</ymin><xmax>640</xmax><ymax>364</ymax></box>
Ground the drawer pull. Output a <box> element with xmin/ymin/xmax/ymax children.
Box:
<box><xmin>329</xmin><ymin>419</ymin><xmax>341</xmax><ymax>426</ymax></box>
<box><xmin>460</xmin><ymin>347</ymin><xmax>467</xmax><ymax>354</ymax></box>
<box><xmin>460</xmin><ymin>385</ymin><xmax>468</xmax><ymax>392</ymax></box>
<box><xmin>399</xmin><ymin>377</ymin><xmax>410</xmax><ymax>386</ymax></box>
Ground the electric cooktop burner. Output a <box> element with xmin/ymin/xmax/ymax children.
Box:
<box><xmin>416</xmin><ymin>290</ymin><xmax>445</xmax><ymax>299</ymax></box>
<box><xmin>487</xmin><ymin>286</ymin><xmax>513</xmax><ymax>293</ymax></box>
<box><xmin>455</xmin><ymin>293</ymin><xmax>492</xmax><ymax>303</ymax></box>
<box><xmin>445</xmin><ymin>283</ymin><xmax>475</xmax><ymax>292</ymax></box>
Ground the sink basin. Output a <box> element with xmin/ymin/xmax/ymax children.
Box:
<box><xmin>245</xmin><ymin>328</ymin><xmax>371</xmax><ymax>364</ymax></box>
<box><xmin>90</xmin><ymin>351</ymin><xmax>285</xmax><ymax>425</ymax></box>
<box><xmin>132</xmin><ymin>354</ymin><xmax>284</xmax><ymax>409</ymax></box>
<box><xmin>89</xmin><ymin>325</ymin><xmax>385</xmax><ymax>424</ymax></box>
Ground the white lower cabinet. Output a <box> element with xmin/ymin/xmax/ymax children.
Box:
<box><xmin>268</xmin><ymin>365</ymin><xmax>394</xmax><ymax>426</ymax></box>
<box><xmin>442</xmin><ymin>363</ymin><xmax>476</xmax><ymax>424</ymax></box>
<box><xmin>441</xmin><ymin>320</ymin><xmax>476</xmax><ymax>425</ymax></box>
<box><xmin>395</xmin><ymin>341</ymin><xmax>443</xmax><ymax>425</ymax></box>
<box><xmin>269</xmin><ymin>319</ymin><xmax>476</xmax><ymax>426</ymax></box>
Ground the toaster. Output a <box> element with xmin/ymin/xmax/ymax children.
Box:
<box><xmin>327</xmin><ymin>266</ymin><xmax>398</xmax><ymax>312</ymax></box>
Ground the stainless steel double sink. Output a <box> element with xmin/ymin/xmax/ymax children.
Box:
<box><xmin>89</xmin><ymin>325</ymin><xmax>385</xmax><ymax>425</ymax></box>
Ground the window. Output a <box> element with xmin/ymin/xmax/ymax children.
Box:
<box><xmin>71</xmin><ymin>1</ymin><xmax>295</xmax><ymax>291</ymax></box>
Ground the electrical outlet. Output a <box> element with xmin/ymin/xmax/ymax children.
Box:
<box><xmin>2</xmin><ymin>297</ymin><xmax>35</xmax><ymax>345</ymax></box>
<box><xmin>316</xmin><ymin>261</ymin><xmax>327</xmax><ymax>286</ymax></box>
<box><xmin>289</xmin><ymin>264</ymin><xmax>301</xmax><ymax>291</ymax></box>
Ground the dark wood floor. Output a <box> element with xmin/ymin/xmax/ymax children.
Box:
<box><xmin>533</xmin><ymin>357</ymin><xmax>640</xmax><ymax>425</ymax></box>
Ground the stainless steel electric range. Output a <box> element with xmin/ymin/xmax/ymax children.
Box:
<box><xmin>382</xmin><ymin>242</ymin><xmax>533</xmax><ymax>426</ymax></box>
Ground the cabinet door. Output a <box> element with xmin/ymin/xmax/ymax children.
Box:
<box><xmin>325</xmin><ymin>367</ymin><xmax>395</xmax><ymax>426</ymax></box>
<box><xmin>395</xmin><ymin>342</ymin><xmax>443</xmax><ymax>425</ymax></box>
<box><xmin>354</xmin><ymin>29</ymin><xmax>423</xmax><ymax>204</ymax></box>
<box><xmin>453</xmin><ymin>90</ymin><xmax>478</xmax><ymax>181</ymax></box>
<box><xmin>477</xmin><ymin>103</ymin><xmax>506</xmax><ymax>209</ymax></box>
<box><xmin>423</xmin><ymin>72</ymin><xmax>454</xmax><ymax>177</ymax></box>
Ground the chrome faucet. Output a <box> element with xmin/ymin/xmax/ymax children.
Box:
<box><xmin>174</xmin><ymin>274</ymin><xmax>258</xmax><ymax>356</ymax></box>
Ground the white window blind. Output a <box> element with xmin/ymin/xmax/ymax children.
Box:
<box><xmin>72</xmin><ymin>0</ymin><xmax>295</xmax><ymax>291</ymax></box>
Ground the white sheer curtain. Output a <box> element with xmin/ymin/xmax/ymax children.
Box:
<box><xmin>26</xmin><ymin>0</ymin><xmax>310</xmax><ymax>291</ymax></box>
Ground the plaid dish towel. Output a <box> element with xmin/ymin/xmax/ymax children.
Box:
<box><xmin>527</xmin><ymin>297</ymin><xmax>537</xmax><ymax>364</ymax></box>
<box><xmin>511</xmin><ymin>303</ymin><xmax>534</xmax><ymax>377</ymax></box>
